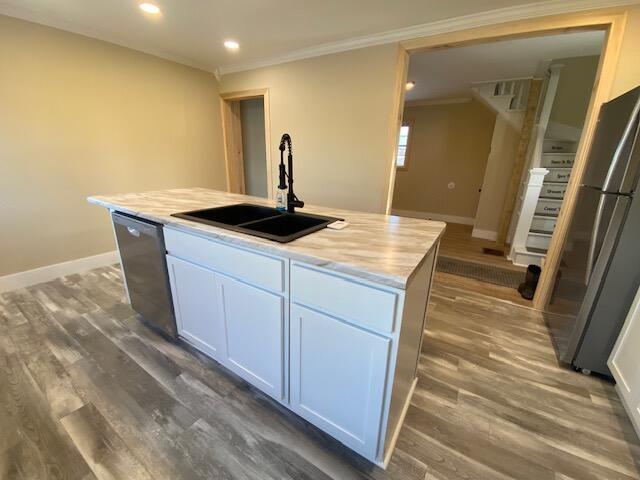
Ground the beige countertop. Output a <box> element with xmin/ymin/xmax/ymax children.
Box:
<box><xmin>88</xmin><ymin>188</ymin><xmax>445</xmax><ymax>289</ymax></box>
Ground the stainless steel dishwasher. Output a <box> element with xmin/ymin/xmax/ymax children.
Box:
<box><xmin>112</xmin><ymin>212</ymin><xmax>177</xmax><ymax>339</ymax></box>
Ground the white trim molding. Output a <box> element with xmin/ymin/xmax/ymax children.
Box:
<box><xmin>216</xmin><ymin>0</ymin><xmax>639</xmax><ymax>75</ymax></box>
<box><xmin>0</xmin><ymin>251</ymin><xmax>119</xmax><ymax>293</ymax></box>
<box><xmin>391</xmin><ymin>209</ymin><xmax>474</xmax><ymax>225</ymax></box>
<box><xmin>471</xmin><ymin>228</ymin><xmax>498</xmax><ymax>241</ymax></box>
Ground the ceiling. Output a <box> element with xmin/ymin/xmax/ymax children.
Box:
<box><xmin>405</xmin><ymin>30</ymin><xmax>605</xmax><ymax>102</ymax></box>
<box><xmin>0</xmin><ymin>0</ymin><xmax>608</xmax><ymax>74</ymax></box>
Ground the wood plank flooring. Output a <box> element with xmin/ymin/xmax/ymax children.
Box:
<box><xmin>1</xmin><ymin>265</ymin><xmax>638</xmax><ymax>479</ymax></box>
<box><xmin>436</xmin><ymin>223</ymin><xmax>533</xmax><ymax>306</ymax></box>
<box><xmin>437</xmin><ymin>223</ymin><xmax>525</xmax><ymax>272</ymax></box>
<box><xmin>434</xmin><ymin>271</ymin><xmax>535</xmax><ymax>308</ymax></box>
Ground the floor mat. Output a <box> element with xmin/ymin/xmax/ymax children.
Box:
<box><xmin>436</xmin><ymin>256</ymin><xmax>524</xmax><ymax>289</ymax></box>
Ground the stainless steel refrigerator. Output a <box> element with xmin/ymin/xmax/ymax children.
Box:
<box><xmin>547</xmin><ymin>86</ymin><xmax>640</xmax><ymax>377</ymax></box>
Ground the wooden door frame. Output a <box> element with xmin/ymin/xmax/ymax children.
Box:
<box><xmin>384</xmin><ymin>8</ymin><xmax>628</xmax><ymax>310</ymax></box>
<box><xmin>220</xmin><ymin>88</ymin><xmax>273</xmax><ymax>198</ymax></box>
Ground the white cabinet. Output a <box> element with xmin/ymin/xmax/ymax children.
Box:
<box><xmin>167</xmin><ymin>256</ymin><xmax>227</xmax><ymax>362</ymax></box>
<box><xmin>165</xmin><ymin>230</ymin><xmax>287</xmax><ymax>402</ymax></box>
<box><xmin>217</xmin><ymin>275</ymin><xmax>285</xmax><ymax>400</ymax></box>
<box><xmin>163</xmin><ymin>228</ymin><xmax>436</xmax><ymax>467</ymax></box>
<box><xmin>289</xmin><ymin>304</ymin><xmax>391</xmax><ymax>459</ymax></box>
<box><xmin>609</xmin><ymin>286</ymin><xmax>640</xmax><ymax>435</ymax></box>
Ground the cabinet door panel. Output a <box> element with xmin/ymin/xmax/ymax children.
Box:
<box><xmin>218</xmin><ymin>275</ymin><xmax>284</xmax><ymax>400</ymax></box>
<box><xmin>609</xmin><ymin>288</ymin><xmax>640</xmax><ymax>433</ymax></box>
<box><xmin>290</xmin><ymin>304</ymin><xmax>390</xmax><ymax>459</ymax></box>
<box><xmin>167</xmin><ymin>256</ymin><xmax>226</xmax><ymax>361</ymax></box>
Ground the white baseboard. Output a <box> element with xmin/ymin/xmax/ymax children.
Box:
<box><xmin>0</xmin><ymin>251</ymin><xmax>119</xmax><ymax>293</ymax></box>
<box><xmin>391</xmin><ymin>209</ymin><xmax>474</xmax><ymax>225</ymax></box>
<box><xmin>471</xmin><ymin>228</ymin><xmax>497</xmax><ymax>241</ymax></box>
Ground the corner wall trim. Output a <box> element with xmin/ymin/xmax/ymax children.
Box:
<box><xmin>216</xmin><ymin>0</ymin><xmax>638</xmax><ymax>75</ymax></box>
<box><xmin>471</xmin><ymin>228</ymin><xmax>498</xmax><ymax>241</ymax></box>
<box><xmin>0</xmin><ymin>251</ymin><xmax>119</xmax><ymax>294</ymax></box>
<box><xmin>391</xmin><ymin>209</ymin><xmax>474</xmax><ymax>225</ymax></box>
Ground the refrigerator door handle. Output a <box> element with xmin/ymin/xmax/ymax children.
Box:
<box><xmin>585</xmin><ymin>193</ymin><xmax>607</xmax><ymax>285</ymax></box>
<box><xmin>602</xmin><ymin>99</ymin><xmax>640</xmax><ymax>191</ymax></box>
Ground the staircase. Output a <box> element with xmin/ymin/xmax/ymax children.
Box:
<box><xmin>471</xmin><ymin>78</ymin><xmax>530</xmax><ymax>117</ymax></box>
<box><xmin>471</xmin><ymin>72</ymin><xmax>580</xmax><ymax>267</ymax></box>
<box><xmin>508</xmin><ymin>64</ymin><xmax>572</xmax><ymax>267</ymax></box>
<box><xmin>525</xmin><ymin>139</ymin><xmax>576</xmax><ymax>255</ymax></box>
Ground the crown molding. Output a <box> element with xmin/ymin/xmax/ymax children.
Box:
<box><xmin>404</xmin><ymin>97</ymin><xmax>472</xmax><ymax>107</ymax></box>
<box><xmin>217</xmin><ymin>0</ymin><xmax>638</xmax><ymax>76</ymax></box>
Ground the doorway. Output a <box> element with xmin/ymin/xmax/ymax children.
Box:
<box><xmin>391</xmin><ymin>32</ymin><xmax>604</xmax><ymax>303</ymax></box>
<box><xmin>220</xmin><ymin>89</ymin><xmax>272</xmax><ymax>198</ymax></box>
<box><xmin>386</xmin><ymin>13</ymin><xmax>624</xmax><ymax>308</ymax></box>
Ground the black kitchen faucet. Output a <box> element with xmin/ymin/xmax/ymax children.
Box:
<box><xmin>278</xmin><ymin>133</ymin><xmax>305</xmax><ymax>213</ymax></box>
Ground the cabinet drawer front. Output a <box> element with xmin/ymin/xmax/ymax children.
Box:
<box><xmin>164</xmin><ymin>228</ymin><xmax>284</xmax><ymax>293</ymax></box>
<box><xmin>290</xmin><ymin>304</ymin><xmax>390</xmax><ymax>460</ymax></box>
<box><xmin>291</xmin><ymin>264</ymin><xmax>398</xmax><ymax>334</ymax></box>
<box><xmin>218</xmin><ymin>275</ymin><xmax>285</xmax><ymax>401</ymax></box>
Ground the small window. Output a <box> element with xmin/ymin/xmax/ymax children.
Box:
<box><xmin>396</xmin><ymin>123</ymin><xmax>411</xmax><ymax>169</ymax></box>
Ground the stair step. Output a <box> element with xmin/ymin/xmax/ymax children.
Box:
<box><xmin>526</xmin><ymin>232</ymin><xmax>551</xmax><ymax>251</ymax></box>
<box><xmin>545</xmin><ymin>168</ymin><xmax>572</xmax><ymax>183</ymax></box>
<box><xmin>510</xmin><ymin>246</ymin><xmax>546</xmax><ymax>267</ymax></box>
<box><xmin>535</xmin><ymin>198</ymin><xmax>562</xmax><ymax>216</ymax></box>
<box><xmin>541</xmin><ymin>153</ymin><xmax>575</xmax><ymax>168</ymax></box>
<box><xmin>543</xmin><ymin>138</ymin><xmax>577</xmax><ymax>154</ymax></box>
<box><xmin>531</xmin><ymin>215</ymin><xmax>557</xmax><ymax>233</ymax></box>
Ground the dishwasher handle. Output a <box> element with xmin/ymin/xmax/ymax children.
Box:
<box><xmin>112</xmin><ymin>211</ymin><xmax>161</xmax><ymax>238</ymax></box>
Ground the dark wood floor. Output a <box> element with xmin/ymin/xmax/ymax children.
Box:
<box><xmin>1</xmin><ymin>265</ymin><xmax>638</xmax><ymax>479</ymax></box>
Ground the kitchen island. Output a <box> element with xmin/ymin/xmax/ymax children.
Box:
<box><xmin>88</xmin><ymin>187</ymin><xmax>445</xmax><ymax>467</ymax></box>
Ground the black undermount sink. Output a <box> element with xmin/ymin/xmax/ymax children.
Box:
<box><xmin>172</xmin><ymin>203</ymin><xmax>340</xmax><ymax>243</ymax></box>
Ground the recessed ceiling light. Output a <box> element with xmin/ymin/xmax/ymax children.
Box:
<box><xmin>405</xmin><ymin>81</ymin><xmax>416</xmax><ymax>91</ymax></box>
<box><xmin>224</xmin><ymin>40</ymin><xmax>240</xmax><ymax>50</ymax></box>
<box><xmin>139</xmin><ymin>3</ymin><xmax>161</xmax><ymax>14</ymax></box>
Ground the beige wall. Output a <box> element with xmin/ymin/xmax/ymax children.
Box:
<box><xmin>473</xmin><ymin>113</ymin><xmax>524</xmax><ymax>236</ymax></box>
<box><xmin>217</xmin><ymin>7</ymin><xmax>640</xmax><ymax>221</ymax></box>
<box><xmin>611</xmin><ymin>6</ymin><xmax>640</xmax><ymax>98</ymax></box>
<box><xmin>3</xmin><ymin>6</ymin><xmax>640</xmax><ymax>277</ymax></box>
<box><xmin>391</xmin><ymin>100</ymin><xmax>495</xmax><ymax>220</ymax></box>
<box><xmin>0</xmin><ymin>15</ymin><xmax>226</xmax><ymax>276</ymax></box>
<box><xmin>549</xmin><ymin>55</ymin><xmax>600</xmax><ymax>130</ymax></box>
<box><xmin>219</xmin><ymin>45</ymin><xmax>400</xmax><ymax>213</ymax></box>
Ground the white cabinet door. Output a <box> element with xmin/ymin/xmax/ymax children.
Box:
<box><xmin>167</xmin><ymin>256</ymin><xmax>227</xmax><ymax>362</ymax></box>
<box><xmin>609</xmin><ymin>286</ymin><xmax>640</xmax><ymax>435</ymax></box>
<box><xmin>217</xmin><ymin>275</ymin><xmax>285</xmax><ymax>400</ymax></box>
<box><xmin>289</xmin><ymin>304</ymin><xmax>390</xmax><ymax>459</ymax></box>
